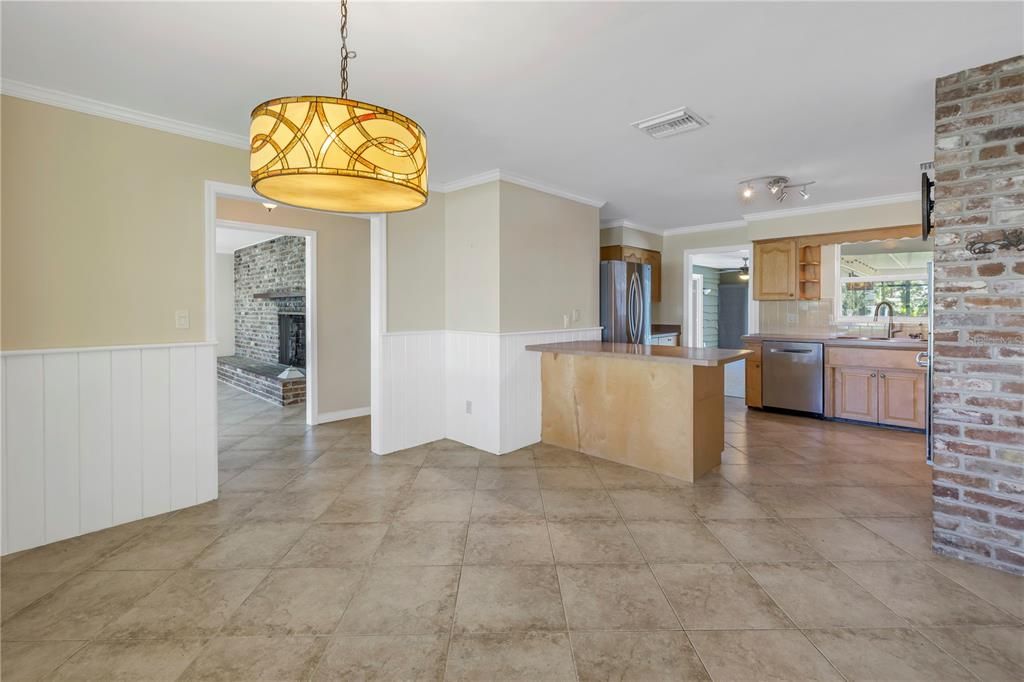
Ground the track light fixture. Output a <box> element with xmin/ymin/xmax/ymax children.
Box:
<box><xmin>737</xmin><ymin>176</ymin><xmax>815</xmax><ymax>204</ymax></box>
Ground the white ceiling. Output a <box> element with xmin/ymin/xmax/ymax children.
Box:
<box><xmin>216</xmin><ymin>227</ymin><xmax>277</xmax><ymax>254</ymax></box>
<box><xmin>3</xmin><ymin>1</ymin><xmax>1021</xmax><ymax>232</ymax></box>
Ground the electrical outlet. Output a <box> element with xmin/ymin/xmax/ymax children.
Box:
<box><xmin>572</xmin><ymin>309</ymin><xmax>581</xmax><ymax>322</ymax></box>
<box><xmin>175</xmin><ymin>310</ymin><xmax>190</xmax><ymax>329</ymax></box>
<box><xmin>787</xmin><ymin>313</ymin><xmax>798</xmax><ymax>324</ymax></box>
<box><xmin>563</xmin><ymin>314</ymin><xmax>570</xmax><ymax>328</ymax></box>
<box><xmin>465</xmin><ymin>400</ymin><xmax>472</xmax><ymax>415</ymax></box>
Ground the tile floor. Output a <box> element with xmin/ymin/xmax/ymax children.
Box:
<box><xmin>2</xmin><ymin>385</ymin><xmax>1022</xmax><ymax>680</ymax></box>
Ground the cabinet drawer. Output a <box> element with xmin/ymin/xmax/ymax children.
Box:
<box><xmin>827</xmin><ymin>347</ymin><xmax>922</xmax><ymax>371</ymax></box>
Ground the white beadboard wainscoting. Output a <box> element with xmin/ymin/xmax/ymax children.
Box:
<box><xmin>377</xmin><ymin>327</ymin><xmax>601</xmax><ymax>456</ymax></box>
<box><xmin>1</xmin><ymin>342</ymin><xmax>218</xmax><ymax>555</ymax></box>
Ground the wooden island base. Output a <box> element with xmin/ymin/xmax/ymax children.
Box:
<box><xmin>538</xmin><ymin>351</ymin><xmax>729</xmax><ymax>483</ymax></box>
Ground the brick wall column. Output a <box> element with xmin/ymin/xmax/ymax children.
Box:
<box><xmin>931</xmin><ymin>55</ymin><xmax>1024</xmax><ymax>575</ymax></box>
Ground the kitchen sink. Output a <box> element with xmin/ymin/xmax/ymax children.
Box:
<box><xmin>834</xmin><ymin>336</ymin><xmax>906</xmax><ymax>342</ymax></box>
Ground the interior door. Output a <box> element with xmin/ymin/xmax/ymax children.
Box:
<box><xmin>878</xmin><ymin>370</ymin><xmax>926</xmax><ymax>429</ymax></box>
<box><xmin>834</xmin><ymin>366</ymin><xmax>878</xmax><ymax>422</ymax></box>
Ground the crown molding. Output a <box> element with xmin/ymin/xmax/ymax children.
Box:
<box><xmin>437</xmin><ymin>169</ymin><xmax>606</xmax><ymax>208</ymax></box>
<box><xmin>663</xmin><ymin>219</ymin><xmax>747</xmax><ymax>236</ymax></box>
<box><xmin>599</xmin><ymin>219</ymin><xmax>663</xmax><ymax>237</ymax></box>
<box><xmin>1</xmin><ymin>79</ymin><xmax>250</xmax><ymax>150</ymax></box>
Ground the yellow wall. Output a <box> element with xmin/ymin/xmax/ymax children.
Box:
<box><xmin>658</xmin><ymin>200</ymin><xmax>920</xmax><ymax>325</ymax></box>
<box><xmin>1</xmin><ymin>96</ymin><xmax>248</xmax><ymax>349</ymax></box>
<box><xmin>499</xmin><ymin>182</ymin><xmax>599</xmax><ymax>332</ymax></box>
<box><xmin>387</xmin><ymin>193</ymin><xmax>446</xmax><ymax>332</ymax></box>
<box><xmin>217</xmin><ymin>199</ymin><xmax>370</xmax><ymax>414</ymax></box>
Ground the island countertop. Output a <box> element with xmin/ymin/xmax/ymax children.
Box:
<box><xmin>525</xmin><ymin>341</ymin><xmax>751</xmax><ymax>367</ymax></box>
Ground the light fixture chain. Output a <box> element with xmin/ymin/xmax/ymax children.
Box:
<box><xmin>339</xmin><ymin>0</ymin><xmax>356</xmax><ymax>98</ymax></box>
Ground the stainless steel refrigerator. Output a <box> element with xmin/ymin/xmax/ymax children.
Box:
<box><xmin>918</xmin><ymin>261</ymin><xmax>934</xmax><ymax>464</ymax></box>
<box><xmin>600</xmin><ymin>260</ymin><xmax>651</xmax><ymax>344</ymax></box>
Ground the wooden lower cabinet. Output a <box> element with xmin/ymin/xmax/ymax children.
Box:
<box><xmin>834</xmin><ymin>367</ymin><xmax>878</xmax><ymax>422</ymax></box>
<box><xmin>744</xmin><ymin>343</ymin><xmax>762</xmax><ymax>408</ymax></box>
<box><xmin>878</xmin><ymin>370</ymin><xmax>926</xmax><ymax>429</ymax></box>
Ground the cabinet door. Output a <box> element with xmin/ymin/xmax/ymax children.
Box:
<box><xmin>745</xmin><ymin>358</ymin><xmax>763</xmax><ymax>408</ymax></box>
<box><xmin>599</xmin><ymin>246</ymin><xmax>623</xmax><ymax>262</ymax></box>
<box><xmin>834</xmin><ymin>367</ymin><xmax>878</xmax><ymax>422</ymax></box>
<box><xmin>620</xmin><ymin>246</ymin><xmax>646</xmax><ymax>263</ymax></box>
<box><xmin>645</xmin><ymin>250</ymin><xmax>662</xmax><ymax>303</ymax></box>
<box><xmin>753</xmin><ymin>240</ymin><xmax>798</xmax><ymax>300</ymax></box>
<box><xmin>878</xmin><ymin>370</ymin><xmax>926</xmax><ymax>429</ymax></box>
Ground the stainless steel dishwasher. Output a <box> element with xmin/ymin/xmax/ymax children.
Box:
<box><xmin>762</xmin><ymin>341</ymin><xmax>824</xmax><ymax>415</ymax></box>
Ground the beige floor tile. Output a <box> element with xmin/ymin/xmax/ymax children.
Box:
<box><xmin>627</xmin><ymin>520</ymin><xmax>735</xmax><ymax>563</ymax></box>
<box><xmin>48</xmin><ymin>639</ymin><xmax>205</xmax><ymax>681</ymax></box>
<box><xmin>918</xmin><ymin>626</ymin><xmax>1024</xmax><ymax>681</ymax></box>
<box><xmin>313</xmin><ymin>634</ymin><xmax>448</xmax><ymax>681</ymax></box>
<box><xmin>281</xmin><ymin>467</ymin><xmax>363</xmax><ymax>492</ymax></box>
<box><xmin>163</xmin><ymin>493</ymin><xmax>265</xmax><ymax>526</ymax></box>
<box><xmin>192</xmin><ymin>522</ymin><xmax>309</xmax><ymax>569</ymax></box>
<box><xmin>855</xmin><ymin>517</ymin><xmax>937</xmax><ymax>560</ymax></box>
<box><xmin>746</xmin><ymin>486</ymin><xmax>845</xmax><ymax>518</ymax></box>
<box><xmin>475</xmin><ymin>467</ymin><xmax>540</xmax><ymax>490</ymax></box>
<box><xmin>180</xmin><ymin>635</ymin><xmax>327</xmax><ymax>681</ymax></box>
<box><xmin>592</xmin><ymin>462</ymin><xmax>669</xmax><ymax>489</ymax></box>
<box><xmin>835</xmin><ymin>561</ymin><xmax>1019</xmax><ymax>627</ymax></box>
<box><xmin>926</xmin><ymin>556</ymin><xmax>1024</xmax><ymax>620</ymax></box>
<box><xmin>463</xmin><ymin>521</ymin><xmax>554</xmax><ymax>565</ymax></box>
<box><xmin>317</xmin><ymin>488</ymin><xmax>404</xmax><ymax>523</ymax></box>
<box><xmin>222</xmin><ymin>567</ymin><xmax>363</xmax><ymax>635</ymax></box>
<box><xmin>688</xmin><ymin>630</ymin><xmax>842</xmax><ymax>682</ymax></box>
<box><xmin>746</xmin><ymin>562</ymin><xmax>905</xmax><ymax>628</ymax></box>
<box><xmin>717</xmin><ymin>463</ymin><xmax>791</xmax><ymax>486</ymax></box>
<box><xmin>1</xmin><ymin>519</ymin><xmax>158</xmax><ymax>574</ymax></box>
<box><xmin>345</xmin><ymin>466</ymin><xmax>418</xmax><ymax>490</ymax></box>
<box><xmin>806</xmin><ymin>628</ymin><xmax>975</xmax><ymax>681</ymax></box>
<box><xmin>232</xmin><ymin>435</ymin><xmax>302</xmax><ymax>451</ymax></box>
<box><xmin>479</xmin><ymin>449</ymin><xmax>535</xmax><ymax>467</ymax></box>
<box><xmin>787</xmin><ymin>518</ymin><xmax>910</xmax><ymax>561</ymax></box>
<box><xmin>99</xmin><ymin>568</ymin><xmax>267</xmax><ymax>639</ymax></box>
<box><xmin>219</xmin><ymin>468</ymin><xmax>298</xmax><ymax>493</ymax></box>
<box><xmin>813</xmin><ymin>485</ymin><xmax>920</xmax><ymax>516</ymax></box>
<box><xmin>471</xmin><ymin>489</ymin><xmax>546</xmax><ymax>522</ymax></box>
<box><xmin>411</xmin><ymin>466</ymin><xmax>478</xmax><ymax>490</ymax></box>
<box><xmin>608</xmin><ymin>489</ymin><xmax>696</xmax><ymax>521</ymax></box>
<box><xmin>422</xmin><ymin>450</ymin><xmax>481</xmax><ymax>468</ymax></box>
<box><xmin>251</xmin><ymin>448</ymin><xmax>325</xmax><ymax>469</ymax></box>
<box><xmin>0</xmin><ymin>571</ymin><xmax>75</xmax><ymax>621</ymax></box>
<box><xmin>570</xmin><ymin>630</ymin><xmax>709</xmax><ymax>682</ymax></box>
<box><xmin>557</xmin><ymin>564</ymin><xmax>679</xmax><ymax>630</ymax></box>
<box><xmin>445</xmin><ymin>632</ymin><xmax>576</xmax><ymax>681</ymax></box>
<box><xmin>310</xmin><ymin>448</ymin><xmax>374</xmax><ymax>469</ymax></box>
<box><xmin>366</xmin><ymin>448</ymin><xmax>429</xmax><ymax>467</ymax></box>
<box><xmin>243</xmin><ymin>490</ymin><xmax>341</xmax><ymax>522</ymax></box>
<box><xmin>1</xmin><ymin>641</ymin><xmax>85</xmax><ymax>680</ymax></box>
<box><xmin>538</xmin><ymin>466</ymin><xmax>604</xmax><ymax>489</ymax></box>
<box><xmin>548</xmin><ymin>520</ymin><xmax>644</xmax><ymax>563</ymax></box>
<box><xmin>94</xmin><ymin>524</ymin><xmax>224</xmax><ymax>570</ymax></box>
<box><xmin>337</xmin><ymin>565</ymin><xmax>459</xmax><ymax>635</ymax></box>
<box><xmin>704</xmin><ymin>519</ymin><xmax>822</xmax><ymax>561</ymax></box>
<box><xmin>373</xmin><ymin>522</ymin><xmax>467</xmax><ymax>566</ymax></box>
<box><xmin>453</xmin><ymin>565</ymin><xmax>565</xmax><ymax>633</ymax></box>
<box><xmin>692</xmin><ymin>487</ymin><xmax>772</xmax><ymax>519</ymax></box>
<box><xmin>540</xmin><ymin>489</ymin><xmax>619</xmax><ymax>521</ymax></box>
<box><xmin>652</xmin><ymin>562</ymin><xmax>792</xmax><ymax>630</ymax></box>
<box><xmin>394</xmin><ymin>489</ymin><xmax>475</xmax><ymax>522</ymax></box>
<box><xmin>276</xmin><ymin>523</ymin><xmax>389</xmax><ymax>567</ymax></box>
<box><xmin>2</xmin><ymin>570</ymin><xmax>171</xmax><ymax>641</ymax></box>
<box><xmin>532</xmin><ymin>445</ymin><xmax>593</xmax><ymax>467</ymax></box>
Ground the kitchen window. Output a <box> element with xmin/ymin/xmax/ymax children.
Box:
<box><xmin>836</xmin><ymin>238</ymin><xmax>933</xmax><ymax>321</ymax></box>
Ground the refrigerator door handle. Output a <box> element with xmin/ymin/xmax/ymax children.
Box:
<box><xmin>627</xmin><ymin>270</ymin><xmax>641</xmax><ymax>343</ymax></box>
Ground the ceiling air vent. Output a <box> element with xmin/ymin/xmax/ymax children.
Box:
<box><xmin>632</xmin><ymin>107</ymin><xmax>708</xmax><ymax>139</ymax></box>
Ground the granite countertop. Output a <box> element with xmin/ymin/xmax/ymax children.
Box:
<box><xmin>741</xmin><ymin>333</ymin><xmax>927</xmax><ymax>351</ymax></box>
<box><xmin>525</xmin><ymin>341</ymin><xmax>751</xmax><ymax>367</ymax></box>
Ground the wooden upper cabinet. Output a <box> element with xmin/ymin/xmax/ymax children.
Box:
<box><xmin>753</xmin><ymin>239</ymin><xmax>798</xmax><ymax>300</ymax></box>
<box><xmin>833</xmin><ymin>366</ymin><xmax>878</xmax><ymax>422</ymax></box>
<box><xmin>600</xmin><ymin>245</ymin><xmax>662</xmax><ymax>303</ymax></box>
<box><xmin>878</xmin><ymin>370</ymin><xmax>926</xmax><ymax>429</ymax></box>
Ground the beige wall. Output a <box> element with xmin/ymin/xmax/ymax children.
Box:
<box><xmin>499</xmin><ymin>182</ymin><xmax>599</xmax><ymax>332</ymax></box>
<box><xmin>600</xmin><ymin>225</ymin><xmax>664</xmax><ymax>252</ymax></box>
<box><xmin>658</xmin><ymin>200</ymin><xmax>920</xmax><ymax>325</ymax></box>
<box><xmin>444</xmin><ymin>182</ymin><xmax>500</xmax><ymax>332</ymax></box>
<box><xmin>1</xmin><ymin>96</ymin><xmax>248</xmax><ymax>349</ymax></box>
<box><xmin>215</xmin><ymin>253</ymin><xmax>235</xmax><ymax>356</ymax></box>
<box><xmin>387</xmin><ymin>193</ymin><xmax>445</xmax><ymax>332</ymax></box>
<box><xmin>217</xmin><ymin>199</ymin><xmax>370</xmax><ymax>414</ymax></box>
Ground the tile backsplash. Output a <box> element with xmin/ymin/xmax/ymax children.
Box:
<box><xmin>759</xmin><ymin>300</ymin><xmax>834</xmax><ymax>334</ymax></box>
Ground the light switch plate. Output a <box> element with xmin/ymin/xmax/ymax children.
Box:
<box><xmin>175</xmin><ymin>310</ymin><xmax>190</xmax><ymax>329</ymax></box>
<box><xmin>465</xmin><ymin>400</ymin><xmax>473</xmax><ymax>415</ymax></box>
<box><xmin>572</xmin><ymin>309</ymin><xmax>581</xmax><ymax>322</ymax></box>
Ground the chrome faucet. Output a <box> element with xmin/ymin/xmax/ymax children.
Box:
<box><xmin>873</xmin><ymin>301</ymin><xmax>896</xmax><ymax>338</ymax></box>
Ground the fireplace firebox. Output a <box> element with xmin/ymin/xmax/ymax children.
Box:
<box><xmin>278</xmin><ymin>312</ymin><xmax>306</xmax><ymax>368</ymax></box>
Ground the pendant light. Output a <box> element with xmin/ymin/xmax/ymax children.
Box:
<box><xmin>249</xmin><ymin>0</ymin><xmax>428</xmax><ymax>213</ymax></box>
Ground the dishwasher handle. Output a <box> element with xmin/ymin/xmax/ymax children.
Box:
<box><xmin>768</xmin><ymin>348</ymin><xmax>815</xmax><ymax>354</ymax></box>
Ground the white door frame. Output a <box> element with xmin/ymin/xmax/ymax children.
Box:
<box><xmin>691</xmin><ymin>273</ymin><xmax>704</xmax><ymax>348</ymax></box>
<box><xmin>203</xmin><ymin>180</ymin><xmax>387</xmax><ymax>432</ymax></box>
<box><xmin>683</xmin><ymin>243</ymin><xmax>758</xmax><ymax>348</ymax></box>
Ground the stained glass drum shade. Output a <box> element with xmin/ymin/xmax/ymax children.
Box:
<box><xmin>250</xmin><ymin>96</ymin><xmax>428</xmax><ymax>213</ymax></box>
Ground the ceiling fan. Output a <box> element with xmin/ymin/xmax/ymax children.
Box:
<box><xmin>718</xmin><ymin>257</ymin><xmax>751</xmax><ymax>281</ymax></box>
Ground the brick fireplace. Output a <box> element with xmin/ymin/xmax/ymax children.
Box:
<box><xmin>931</xmin><ymin>54</ymin><xmax>1024</xmax><ymax>574</ymax></box>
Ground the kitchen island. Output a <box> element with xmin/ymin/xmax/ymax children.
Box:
<box><xmin>525</xmin><ymin>341</ymin><xmax>750</xmax><ymax>482</ymax></box>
